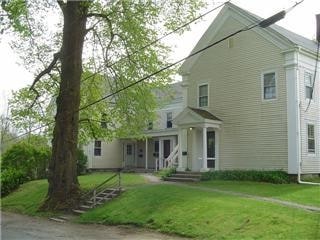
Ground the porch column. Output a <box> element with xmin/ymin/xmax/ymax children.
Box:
<box><xmin>159</xmin><ymin>140</ymin><xmax>163</xmax><ymax>169</ymax></box>
<box><xmin>201</xmin><ymin>127</ymin><xmax>208</xmax><ymax>172</ymax></box>
<box><xmin>177</xmin><ymin>128</ymin><xmax>188</xmax><ymax>171</ymax></box>
<box><xmin>145</xmin><ymin>138</ymin><xmax>148</xmax><ymax>170</ymax></box>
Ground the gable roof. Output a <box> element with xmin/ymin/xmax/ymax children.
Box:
<box><xmin>189</xmin><ymin>107</ymin><xmax>221</xmax><ymax>121</ymax></box>
<box><xmin>173</xmin><ymin>106</ymin><xmax>222</xmax><ymax>127</ymax></box>
<box><xmin>231</xmin><ymin>3</ymin><xmax>317</xmax><ymax>53</ymax></box>
<box><xmin>180</xmin><ymin>2</ymin><xmax>317</xmax><ymax>75</ymax></box>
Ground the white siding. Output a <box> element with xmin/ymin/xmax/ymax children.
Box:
<box><xmin>187</xmin><ymin>17</ymin><xmax>288</xmax><ymax>171</ymax></box>
<box><xmin>84</xmin><ymin>139</ymin><xmax>123</xmax><ymax>169</ymax></box>
<box><xmin>298</xmin><ymin>54</ymin><xmax>320</xmax><ymax>173</ymax></box>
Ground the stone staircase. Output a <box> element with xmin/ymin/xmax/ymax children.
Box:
<box><xmin>73</xmin><ymin>171</ymin><xmax>123</xmax><ymax>215</ymax></box>
<box><xmin>163</xmin><ymin>171</ymin><xmax>202</xmax><ymax>182</ymax></box>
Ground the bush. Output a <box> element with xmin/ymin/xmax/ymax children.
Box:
<box><xmin>77</xmin><ymin>148</ymin><xmax>88</xmax><ymax>175</ymax></box>
<box><xmin>201</xmin><ymin>170</ymin><xmax>290</xmax><ymax>184</ymax></box>
<box><xmin>157</xmin><ymin>168</ymin><xmax>176</xmax><ymax>179</ymax></box>
<box><xmin>1</xmin><ymin>168</ymin><xmax>28</xmax><ymax>197</ymax></box>
<box><xmin>1</xmin><ymin>139</ymin><xmax>51</xmax><ymax>180</ymax></box>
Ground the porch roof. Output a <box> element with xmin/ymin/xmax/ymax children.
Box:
<box><xmin>173</xmin><ymin>107</ymin><xmax>222</xmax><ymax>128</ymax></box>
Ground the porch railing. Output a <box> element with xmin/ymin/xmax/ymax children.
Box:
<box><xmin>164</xmin><ymin>144</ymin><xmax>179</xmax><ymax>169</ymax></box>
<box><xmin>81</xmin><ymin>169</ymin><xmax>122</xmax><ymax>207</ymax></box>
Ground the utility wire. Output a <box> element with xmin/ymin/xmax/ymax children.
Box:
<box><xmin>305</xmin><ymin>40</ymin><xmax>320</xmax><ymax>112</ymax></box>
<box><xmin>4</xmin><ymin>1</ymin><xmax>304</xmax><ymax>143</ymax></box>
<box><xmin>6</xmin><ymin>1</ymin><xmax>229</xmax><ymax>142</ymax></box>
<box><xmin>64</xmin><ymin>1</ymin><xmax>229</xmax><ymax>85</ymax></box>
<box><xmin>78</xmin><ymin>1</ymin><xmax>303</xmax><ymax>112</ymax></box>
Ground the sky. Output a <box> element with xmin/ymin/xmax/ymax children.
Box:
<box><xmin>0</xmin><ymin>0</ymin><xmax>319</xmax><ymax>114</ymax></box>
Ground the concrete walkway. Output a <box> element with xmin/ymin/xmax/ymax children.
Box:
<box><xmin>140</xmin><ymin>174</ymin><xmax>320</xmax><ymax>212</ymax></box>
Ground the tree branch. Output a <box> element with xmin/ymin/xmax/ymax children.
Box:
<box><xmin>29</xmin><ymin>51</ymin><xmax>60</xmax><ymax>109</ymax></box>
<box><xmin>86</xmin><ymin>12</ymin><xmax>112</xmax><ymax>19</ymax></box>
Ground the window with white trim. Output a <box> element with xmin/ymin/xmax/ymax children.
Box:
<box><xmin>166</xmin><ymin>112</ymin><xmax>172</xmax><ymax>128</ymax></box>
<box><xmin>305</xmin><ymin>72</ymin><xmax>314</xmax><ymax>100</ymax></box>
<box><xmin>199</xmin><ymin>84</ymin><xmax>208</xmax><ymax>107</ymax></box>
<box><xmin>307</xmin><ymin>124</ymin><xmax>315</xmax><ymax>153</ymax></box>
<box><xmin>94</xmin><ymin>140</ymin><xmax>102</xmax><ymax>156</ymax></box>
<box><xmin>263</xmin><ymin>72</ymin><xmax>276</xmax><ymax>100</ymax></box>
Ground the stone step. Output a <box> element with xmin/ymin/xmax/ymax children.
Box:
<box><xmin>171</xmin><ymin>173</ymin><xmax>202</xmax><ymax>179</ymax></box>
<box><xmin>72</xmin><ymin>209</ymin><xmax>86</xmax><ymax>214</ymax></box>
<box><xmin>163</xmin><ymin>177</ymin><xmax>200</xmax><ymax>182</ymax></box>
<box><xmin>176</xmin><ymin>171</ymin><xmax>202</xmax><ymax>176</ymax></box>
<box><xmin>80</xmin><ymin>205</ymin><xmax>93</xmax><ymax>209</ymax></box>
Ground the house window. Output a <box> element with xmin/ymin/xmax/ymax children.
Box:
<box><xmin>148</xmin><ymin>121</ymin><xmax>153</xmax><ymax>130</ymax></box>
<box><xmin>166</xmin><ymin>112</ymin><xmax>172</xmax><ymax>128</ymax></box>
<box><xmin>263</xmin><ymin>72</ymin><xmax>276</xmax><ymax>100</ymax></box>
<box><xmin>94</xmin><ymin>140</ymin><xmax>102</xmax><ymax>156</ymax></box>
<box><xmin>307</xmin><ymin>124</ymin><xmax>315</xmax><ymax>153</ymax></box>
<box><xmin>305</xmin><ymin>72</ymin><xmax>314</xmax><ymax>100</ymax></box>
<box><xmin>153</xmin><ymin>140</ymin><xmax>159</xmax><ymax>157</ymax></box>
<box><xmin>101</xmin><ymin>114</ymin><xmax>107</xmax><ymax>128</ymax></box>
<box><xmin>199</xmin><ymin>84</ymin><xmax>208</xmax><ymax>107</ymax></box>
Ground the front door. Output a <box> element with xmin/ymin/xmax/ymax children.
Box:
<box><xmin>207</xmin><ymin>131</ymin><xmax>215</xmax><ymax>168</ymax></box>
<box><xmin>163</xmin><ymin>140</ymin><xmax>171</xmax><ymax>168</ymax></box>
<box><xmin>125</xmin><ymin>143</ymin><xmax>135</xmax><ymax>167</ymax></box>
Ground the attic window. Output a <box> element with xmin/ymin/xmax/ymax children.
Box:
<box><xmin>228</xmin><ymin>38</ymin><xmax>234</xmax><ymax>48</ymax></box>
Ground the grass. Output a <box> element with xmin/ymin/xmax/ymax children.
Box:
<box><xmin>194</xmin><ymin>180</ymin><xmax>320</xmax><ymax>207</ymax></box>
<box><xmin>79</xmin><ymin>184</ymin><xmax>320</xmax><ymax>240</ymax></box>
<box><xmin>1</xmin><ymin>172</ymin><xmax>146</xmax><ymax>215</ymax></box>
<box><xmin>2</xmin><ymin>173</ymin><xmax>320</xmax><ymax>239</ymax></box>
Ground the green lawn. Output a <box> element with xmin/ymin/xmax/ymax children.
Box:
<box><xmin>79</xmin><ymin>184</ymin><xmax>320</xmax><ymax>240</ymax></box>
<box><xmin>193</xmin><ymin>180</ymin><xmax>320</xmax><ymax>207</ymax></box>
<box><xmin>2</xmin><ymin>173</ymin><xmax>320</xmax><ymax>239</ymax></box>
<box><xmin>1</xmin><ymin>172</ymin><xmax>146</xmax><ymax>215</ymax></box>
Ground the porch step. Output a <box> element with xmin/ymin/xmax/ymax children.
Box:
<box><xmin>172</xmin><ymin>173</ymin><xmax>202</xmax><ymax>178</ymax></box>
<box><xmin>163</xmin><ymin>177</ymin><xmax>200</xmax><ymax>182</ymax></box>
<box><xmin>72</xmin><ymin>209</ymin><xmax>86</xmax><ymax>215</ymax></box>
<box><xmin>163</xmin><ymin>171</ymin><xmax>202</xmax><ymax>183</ymax></box>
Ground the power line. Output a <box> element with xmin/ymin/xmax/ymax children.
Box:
<box><xmin>46</xmin><ymin>1</ymin><xmax>229</xmax><ymax>105</ymax></box>
<box><xmin>78</xmin><ymin>1</ymin><xmax>303</xmax><ymax>112</ymax></box>
<box><xmin>4</xmin><ymin>1</ymin><xmax>303</xmax><ymax>143</ymax></box>
<box><xmin>305</xmin><ymin>39</ymin><xmax>320</xmax><ymax>112</ymax></box>
<box><xmin>56</xmin><ymin>1</ymin><xmax>230</xmax><ymax>90</ymax></box>
<box><xmin>6</xmin><ymin>1</ymin><xmax>229</xmax><ymax>142</ymax></box>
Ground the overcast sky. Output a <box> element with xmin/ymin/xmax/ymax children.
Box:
<box><xmin>0</xmin><ymin>0</ymin><xmax>319</xmax><ymax>114</ymax></box>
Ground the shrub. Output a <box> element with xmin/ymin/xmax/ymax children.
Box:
<box><xmin>1</xmin><ymin>139</ymin><xmax>51</xmax><ymax>180</ymax></box>
<box><xmin>1</xmin><ymin>168</ymin><xmax>28</xmax><ymax>197</ymax></box>
<box><xmin>157</xmin><ymin>168</ymin><xmax>176</xmax><ymax>179</ymax></box>
<box><xmin>77</xmin><ymin>148</ymin><xmax>88</xmax><ymax>175</ymax></box>
<box><xmin>201</xmin><ymin>170</ymin><xmax>290</xmax><ymax>184</ymax></box>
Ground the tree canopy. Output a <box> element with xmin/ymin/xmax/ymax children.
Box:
<box><xmin>3</xmin><ymin>0</ymin><xmax>205</xmax><ymax>143</ymax></box>
<box><xmin>1</xmin><ymin>0</ymin><xmax>205</xmax><ymax>210</ymax></box>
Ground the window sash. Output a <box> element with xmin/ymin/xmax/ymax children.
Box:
<box><xmin>305</xmin><ymin>73</ymin><xmax>313</xmax><ymax>99</ymax></box>
<box><xmin>307</xmin><ymin>124</ymin><xmax>315</xmax><ymax>153</ymax></box>
<box><xmin>263</xmin><ymin>73</ymin><xmax>276</xmax><ymax>99</ymax></box>
<box><xmin>199</xmin><ymin>85</ymin><xmax>208</xmax><ymax>107</ymax></box>
<box><xmin>166</xmin><ymin>112</ymin><xmax>173</xmax><ymax>128</ymax></box>
<box><xmin>94</xmin><ymin>140</ymin><xmax>102</xmax><ymax>156</ymax></box>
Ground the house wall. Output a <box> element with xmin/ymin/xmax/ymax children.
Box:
<box><xmin>298</xmin><ymin>53</ymin><xmax>320</xmax><ymax>173</ymax></box>
<box><xmin>186</xmin><ymin>17</ymin><xmax>288</xmax><ymax>171</ymax></box>
<box><xmin>83</xmin><ymin>139</ymin><xmax>123</xmax><ymax>169</ymax></box>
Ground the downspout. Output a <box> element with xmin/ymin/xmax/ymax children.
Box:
<box><xmin>296</xmin><ymin>49</ymin><xmax>320</xmax><ymax>186</ymax></box>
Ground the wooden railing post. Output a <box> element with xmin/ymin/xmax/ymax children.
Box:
<box><xmin>118</xmin><ymin>169</ymin><xmax>121</xmax><ymax>190</ymax></box>
<box><xmin>93</xmin><ymin>189</ymin><xmax>96</xmax><ymax>207</ymax></box>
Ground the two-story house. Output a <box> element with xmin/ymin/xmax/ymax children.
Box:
<box><xmin>173</xmin><ymin>2</ymin><xmax>319</xmax><ymax>174</ymax></box>
<box><xmin>84</xmin><ymin>2</ymin><xmax>319</xmax><ymax>175</ymax></box>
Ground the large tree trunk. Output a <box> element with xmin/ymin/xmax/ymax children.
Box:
<box><xmin>42</xmin><ymin>1</ymin><xmax>88</xmax><ymax>210</ymax></box>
